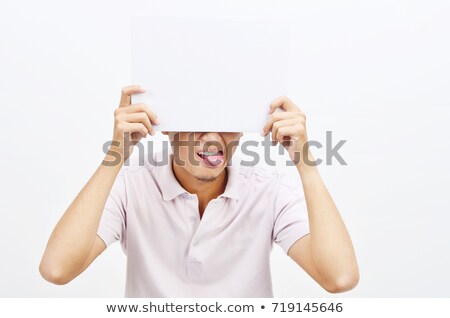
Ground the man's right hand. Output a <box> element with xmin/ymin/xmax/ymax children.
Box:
<box><xmin>109</xmin><ymin>85</ymin><xmax>159</xmax><ymax>162</ymax></box>
<box><xmin>40</xmin><ymin>85</ymin><xmax>159</xmax><ymax>284</ymax></box>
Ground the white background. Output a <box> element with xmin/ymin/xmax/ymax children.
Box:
<box><xmin>0</xmin><ymin>0</ymin><xmax>449</xmax><ymax>297</ymax></box>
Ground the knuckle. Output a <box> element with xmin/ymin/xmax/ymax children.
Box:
<box><xmin>296</xmin><ymin>113</ymin><xmax>305</xmax><ymax>122</ymax></box>
<box><xmin>116</xmin><ymin>122</ymin><xmax>125</xmax><ymax>132</ymax></box>
<box><xmin>114</xmin><ymin>113</ymin><xmax>123</xmax><ymax>123</ymax></box>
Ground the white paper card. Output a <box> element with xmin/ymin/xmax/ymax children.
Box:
<box><xmin>131</xmin><ymin>15</ymin><xmax>291</xmax><ymax>132</ymax></box>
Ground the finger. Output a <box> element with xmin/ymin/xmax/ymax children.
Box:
<box><xmin>276</xmin><ymin>125</ymin><xmax>302</xmax><ymax>144</ymax></box>
<box><xmin>127</xmin><ymin>103</ymin><xmax>159</xmax><ymax>125</ymax></box>
<box><xmin>271</xmin><ymin>118</ymin><xmax>298</xmax><ymax>146</ymax></box>
<box><xmin>269</xmin><ymin>96</ymin><xmax>300</xmax><ymax>114</ymax></box>
<box><xmin>261</xmin><ymin>111</ymin><xmax>300</xmax><ymax>136</ymax></box>
<box><xmin>119</xmin><ymin>85</ymin><xmax>146</xmax><ymax>107</ymax></box>
<box><xmin>276</xmin><ymin>126</ymin><xmax>298</xmax><ymax>147</ymax></box>
<box><xmin>124</xmin><ymin>112</ymin><xmax>154</xmax><ymax>136</ymax></box>
<box><xmin>130</xmin><ymin>132</ymin><xmax>143</xmax><ymax>144</ymax></box>
<box><xmin>124</xmin><ymin>122</ymin><xmax>149</xmax><ymax>139</ymax></box>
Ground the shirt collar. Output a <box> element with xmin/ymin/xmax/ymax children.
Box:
<box><xmin>151</xmin><ymin>150</ymin><xmax>242</xmax><ymax>202</ymax></box>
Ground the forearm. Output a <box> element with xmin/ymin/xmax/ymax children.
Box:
<box><xmin>40</xmin><ymin>149</ymin><xmax>123</xmax><ymax>279</ymax></box>
<box><xmin>297</xmin><ymin>150</ymin><xmax>359</xmax><ymax>287</ymax></box>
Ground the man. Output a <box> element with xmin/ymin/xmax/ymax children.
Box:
<box><xmin>39</xmin><ymin>85</ymin><xmax>359</xmax><ymax>297</ymax></box>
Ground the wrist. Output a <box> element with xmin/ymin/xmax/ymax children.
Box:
<box><xmin>102</xmin><ymin>145</ymin><xmax>126</xmax><ymax>169</ymax></box>
<box><xmin>295</xmin><ymin>148</ymin><xmax>319</xmax><ymax>175</ymax></box>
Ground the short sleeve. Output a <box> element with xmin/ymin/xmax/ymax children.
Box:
<box><xmin>97</xmin><ymin>168</ymin><xmax>127</xmax><ymax>248</ymax></box>
<box><xmin>273</xmin><ymin>167</ymin><xmax>310</xmax><ymax>254</ymax></box>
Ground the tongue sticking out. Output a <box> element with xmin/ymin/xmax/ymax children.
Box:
<box><xmin>199</xmin><ymin>152</ymin><xmax>224</xmax><ymax>167</ymax></box>
<box><xmin>203</xmin><ymin>154</ymin><xmax>223</xmax><ymax>166</ymax></box>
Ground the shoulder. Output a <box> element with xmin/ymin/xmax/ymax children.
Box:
<box><xmin>238</xmin><ymin>164</ymin><xmax>281</xmax><ymax>182</ymax></box>
<box><xmin>236</xmin><ymin>158</ymin><xmax>303</xmax><ymax>193</ymax></box>
<box><xmin>119</xmin><ymin>151</ymin><xmax>161</xmax><ymax>176</ymax></box>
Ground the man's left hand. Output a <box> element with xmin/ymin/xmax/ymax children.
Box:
<box><xmin>261</xmin><ymin>96</ymin><xmax>308</xmax><ymax>164</ymax></box>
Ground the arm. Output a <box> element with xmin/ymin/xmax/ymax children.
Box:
<box><xmin>262</xmin><ymin>96</ymin><xmax>359</xmax><ymax>293</ymax></box>
<box><xmin>289</xmin><ymin>158</ymin><xmax>359</xmax><ymax>293</ymax></box>
<box><xmin>39</xmin><ymin>85</ymin><xmax>158</xmax><ymax>284</ymax></box>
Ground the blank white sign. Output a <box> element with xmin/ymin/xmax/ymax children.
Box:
<box><xmin>131</xmin><ymin>15</ymin><xmax>291</xmax><ymax>132</ymax></box>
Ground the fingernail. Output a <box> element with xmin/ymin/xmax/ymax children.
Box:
<box><xmin>155</xmin><ymin>117</ymin><xmax>160</xmax><ymax>125</ymax></box>
<box><xmin>260</xmin><ymin>130</ymin><xmax>265</xmax><ymax>137</ymax></box>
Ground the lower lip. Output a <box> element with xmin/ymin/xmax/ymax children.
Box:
<box><xmin>196</xmin><ymin>152</ymin><xmax>224</xmax><ymax>168</ymax></box>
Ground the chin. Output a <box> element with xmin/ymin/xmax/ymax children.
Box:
<box><xmin>190</xmin><ymin>167</ymin><xmax>224</xmax><ymax>182</ymax></box>
<box><xmin>194</xmin><ymin>176</ymin><xmax>219</xmax><ymax>183</ymax></box>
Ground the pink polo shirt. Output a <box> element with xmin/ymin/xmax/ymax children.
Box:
<box><xmin>97</xmin><ymin>150</ymin><xmax>310</xmax><ymax>297</ymax></box>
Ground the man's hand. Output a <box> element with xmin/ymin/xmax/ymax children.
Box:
<box><xmin>40</xmin><ymin>86</ymin><xmax>159</xmax><ymax>285</ymax></box>
<box><xmin>261</xmin><ymin>97</ymin><xmax>359</xmax><ymax>293</ymax></box>
<box><xmin>261</xmin><ymin>96</ymin><xmax>308</xmax><ymax>165</ymax></box>
<box><xmin>110</xmin><ymin>85</ymin><xmax>159</xmax><ymax>161</ymax></box>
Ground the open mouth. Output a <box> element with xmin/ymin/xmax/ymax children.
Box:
<box><xmin>196</xmin><ymin>150</ymin><xmax>224</xmax><ymax>167</ymax></box>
